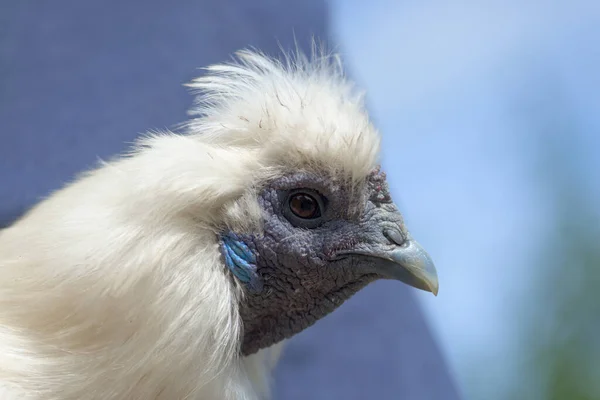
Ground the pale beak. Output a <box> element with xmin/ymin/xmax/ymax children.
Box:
<box><xmin>342</xmin><ymin>232</ymin><xmax>439</xmax><ymax>296</ymax></box>
<box><xmin>374</xmin><ymin>237</ymin><xmax>439</xmax><ymax>296</ymax></box>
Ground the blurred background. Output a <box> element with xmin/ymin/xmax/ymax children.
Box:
<box><xmin>332</xmin><ymin>1</ymin><xmax>600</xmax><ymax>399</ymax></box>
<box><xmin>2</xmin><ymin>1</ymin><xmax>599</xmax><ymax>399</ymax></box>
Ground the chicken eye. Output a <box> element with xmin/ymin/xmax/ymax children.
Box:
<box><xmin>282</xmin><ymin>189</ymin><xmax>326</xmax><ymax>228</ymax></box>
<box><xmin>289</xmin><ymin>193</ymin><xmax>320</xmax><ymax>219</ymax></box>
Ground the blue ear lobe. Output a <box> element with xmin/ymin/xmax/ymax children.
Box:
<box><xmin>220</xmin><ymin>232</ymin><xmax>263</xmax><ymax>292</ymax></box>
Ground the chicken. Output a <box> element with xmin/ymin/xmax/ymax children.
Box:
<box><xmin>0</xmin><ymin>47</ymin><xmax>438</xmax><ymax>399</ymax></box>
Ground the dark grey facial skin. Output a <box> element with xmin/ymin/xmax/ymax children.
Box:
<box><xmin>235</xmin><ymin>167</ymin><xmax>438</xmax><ymax>356</ymax></box>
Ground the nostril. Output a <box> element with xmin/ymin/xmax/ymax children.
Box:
<box><xmin>383</xmin><ymin>228</ymin><xmax>406</xmax><ymax>246</ymax></box>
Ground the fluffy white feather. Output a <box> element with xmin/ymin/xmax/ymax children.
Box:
<box><xmin>0</xmin><ymin>47</ymin><xmax>381</xmax><ymax>399</ymax></box>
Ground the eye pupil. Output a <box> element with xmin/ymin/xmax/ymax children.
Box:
<box><xmin>289</xmin><ymin>193</ymin><xmax>320</xmax><ymax>219</ymax></box>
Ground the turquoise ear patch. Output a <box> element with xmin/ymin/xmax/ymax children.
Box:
<box><xmin>220</xmin><ymin>232</ymin><xmax>263</xmax><ymax>292</ymax></box>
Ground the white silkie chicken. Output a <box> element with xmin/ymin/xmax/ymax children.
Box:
<box><xmin>0</xmin><ymin>47</ymin><xmax>439</xmax><ymax>399</ymax></box>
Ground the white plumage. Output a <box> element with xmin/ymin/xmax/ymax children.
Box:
<box><xmin>0</xmin><ymin>48</ymin><xmax>382</xmax><ymax>399</ymax></box>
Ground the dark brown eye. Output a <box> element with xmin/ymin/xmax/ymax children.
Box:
<box><xmin>282</xmin><ymin>188</ymin><xmax>327</xmax><ymax>228</ymax></box>
<box><xmin>289</xmin><ymin>193</ymin><xmax>321</xmax><ymax>219</ymax></box>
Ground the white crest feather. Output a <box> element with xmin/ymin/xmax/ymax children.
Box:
<box><xmin>185</xmin><ymin>45</ymin><xmax>381</xmax><ymax>182</ymax></box>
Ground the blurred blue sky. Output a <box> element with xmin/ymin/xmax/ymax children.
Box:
<box><xmin>332</xmin><ymin>0</ymin><xmax>600</xmax><ymax>397</ymax></box>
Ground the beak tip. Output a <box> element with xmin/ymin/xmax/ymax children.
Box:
<box><xmin>420</xmin><ymin>275</ymin><xmax>439</xmax><ymax>296</ymax></box>
<box><xmin>427</xmin><ymin>274</ymin><xmax>439</xmax><ymax>296</ymax></box>
<box><xmin>430</xmin><ymin>284</ymin><xmax>439</xmax><ymax>297</ymax></box>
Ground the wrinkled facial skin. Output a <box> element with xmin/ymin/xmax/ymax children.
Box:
<box><xmin>231</xmin><ymin>167</ymin><xmax>414</xmax><ymax>356</ymax></box>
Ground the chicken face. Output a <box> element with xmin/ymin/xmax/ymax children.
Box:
<box><xmin>221</xmin><ymin>167</ymin><xmax>438</xmax><ymax>355</ymax></box>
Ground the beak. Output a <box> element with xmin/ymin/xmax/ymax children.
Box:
<box><xmin>341</xmin><ymin>233</ymin><xmax>439</xmax><ymax>296</ymax></box>
<box><xmin>374</xmin><ymin>237</ymin><xmax>439</xmax><ymax>296</ymax></box>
